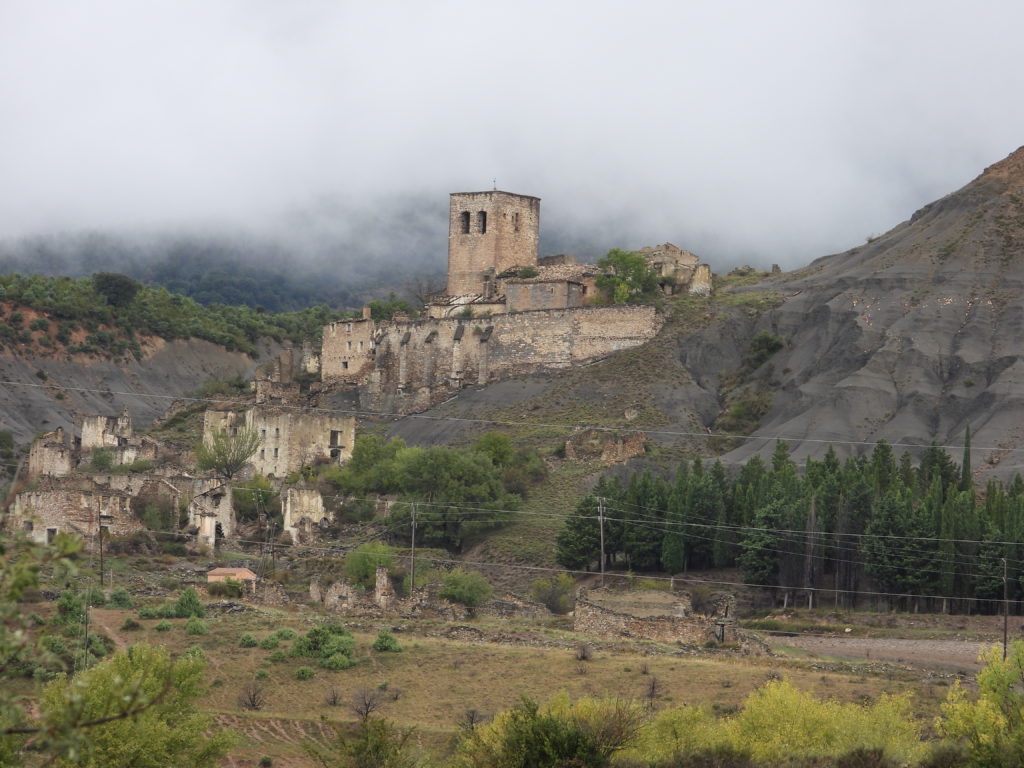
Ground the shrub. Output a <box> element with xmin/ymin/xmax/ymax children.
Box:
<box><xmin>175</xmin><ymin>587</ymin><xmax>205</xmax><ymax>618</ymax></box>
<box><xmin>208</xmin><ymin>578</ymin><xmax>242</xmax><ymax>598</ymax></box>
<box><xmin>320</xmin><ymin>653</ymin><xmax>357</xmax><ymax>671</ymax></box>
<box><xmin>372</xmin><ymin>629</ymin><xmax>403</xmax><ymax>653</ymax></box>
<box><xmin>54</xmin><ymin>591</ymin><xmax>85</xmax><ymax>625</ymax></box>
<box><xmin>440</xmin><ymin>569</ymin><xmax>493</xmax><ymax>611</ymax></box>
<box><xmin>185</xmin><ymin>617</ymin><xmax>209</xmax><ymax>635</ymax></box>
<box><xmin>268</xmin><ymin>650</ymin><xmax>286</xmax><ymax>663</ymax></box>
<box><xmin>83</xmin><ymin>586</ymin><xmax>107</xmax><ymax>606</ymax></box>
<box><xmin>138</xmin><ymin>605</ymin><xmax>158</xmax><ymax>619</ymax></box>
<box><xmin>239</xmin><ymin>633</ymin><xmax>258</xmax><ymax>648</ymax></box>
<box><xmin>108</xmin><ymin>587</ymin><xmax>134</xmax><ymax>609</ymax></box>
<box><xmin>530</xmin><ymin>574</ymin><xmax>576</xmax><ymax>615</ymax></box>
<box><xmin>255</xmin><ymin>669</ymin><xmax>269</xmax><ymax>680</ymax></box>
<box><xmin>273</xmin><ymin>627</ymin><xmax>297</xmax><ymax>641</ymax></box>
<box><xmin>343</xmin><ymin>542</ymin><xmax>396</xmax><ymax>589</ymax></box>
<box><xmin>42</xmin><ymin>635</ymin><xmax>68</xmax><ymax>656</ymax></box>
<box><xmin>295</xmin><ymin>666</ymin><xmax>315</xmax><ymax>680</ymax></box>
<box><xmin>121</xmin><ymin>617</ymin><xmax>142</xmax><ymax>631</ymax></box>
<box><xmin>238</xmin><ymin>683</ymin><xmax>266</xmax><ymax>711</ymax></box>
<box><xmin>154</xmin><ymin>620</ymin><xmax>172</xmax><ymax>632</ymax></box>
<box><xmin>259</xmin><ymin>635</ymin><xmax>279</xmax><ymax>650</ymax></box>
<box><xmin>89</xmin><ymin>448</ymin><xmax>114</xmax><ymax>472</ymax></box>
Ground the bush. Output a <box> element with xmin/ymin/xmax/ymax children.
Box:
<box><xmin>154</xmin><ymin>620</ymin><xmax>172</xmax><ymax>632</ymax></box>
<box><xmin>372</xmin><ymin>629</ymin><xmax>403</xmax><ymax>653</ymax></box>
<box><xmin>89</xmin><ymin>448</ymin><xmax>114</xmax><ymax>472</ymax></box>
<box><xmin>259</xmin><ymin>635</ymin><xmax>279</xmax><ymax>650</ymax></box>
<box><xmin>208</xmin><ymin>578</ymin><xmax>243</xmax><ymax>598</ymax></box>
<box><xmin>320</xmin><ymin>652</ymin><xmax>357</xmax><ymax>671</ymax></box>
<box><xmin>175</xmin><ymin>587</ymin><xmax>205</xmax><ymax>618</ymax></box>
<box><xmin>440</xmin><ymin>569</ymin><xmax>493</xmax><ymax>612</ymax></box>
<box><xmin>54</xmin><ymin>591</ymin><xmax>85</xmax><ymax>625</ymax></box>
<box><xmin>239</xmin><ymin>633</ymin><xmax>258</xmax><ymax>648</ymax></box>
<box><xmin>108</xmin><ymin>587</ymin><xmax>134</xmax><ymax>609</ymax></box>
<box><xmin>255</xmin><ymin>669</ymin><xmax>269</xmax><ymax>680</ymax></box>
<box><xmin>121</xmin><ymin>617</ymin><xmax>142</xmax><ymax>631</ymax></box>
<box><xmin>530</xmin><ymin>574</ymin><xmax>576</xmax><ymax>615</ymax></box>
<box><xmin>273</xmin><ymin>627</ymin><xmax>297</xmax><ymax>641</ymax></box>
<box><xmin>295</xmin><ymin>666</ymin><xmax>315</xmax><ymax>680</ymax></box>
<box><xmin>138</xmin><ymin>605</ymin><xmax>158</xmax><ymax>619</ymax></box>
<box><xmin>185</xmin><ymin>617</ymin><xmax>209</xmax><ymax>635</ymax></box>
<box><xmin>268</xmin><ymin>650</ymin><xmax>286</xmax><ymax>663</ymax></box>
<box><xmin>343</xmin><ymin>542</ymin><xmax>396</xmax><ymax>589</ymax></box>
<box><xmin>84</xmin><ymin>586</ymin><xmax>107</xmax><ymax>606</ymax></box>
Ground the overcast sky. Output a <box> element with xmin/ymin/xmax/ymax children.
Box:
<box><xmin>3</xmin><ymin>0</ymin><xmax>1023</xmax><ymax>271</ymax></box>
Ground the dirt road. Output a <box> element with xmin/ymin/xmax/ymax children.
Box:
<box><xmin>773</xmin><ymin>635</ymin><xmax>998</xmax><ymax>674</ymax></box>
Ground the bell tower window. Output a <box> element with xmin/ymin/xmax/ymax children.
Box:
<box><xmin>477</xmin><ymin>211</ymin><xmax>487</xmax><ymax>234</ymax></box>
<box><xmin>460</xmin><ymin>211</ymin><xmax>470</xmax><ymax>234</ymax></box>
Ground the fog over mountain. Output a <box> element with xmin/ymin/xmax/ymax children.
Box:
<box><xmin>3</xmin><ymin>1</ymin><xmax>1024</xmax><ymax>285</ymax></box>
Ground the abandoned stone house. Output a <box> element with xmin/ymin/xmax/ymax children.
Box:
<box><xmin>10</xmin><ymin>477</ymin><xmax>143</xmax><ymax>547</ymax></box>
<box><xmin>27</xmin><ymin>410</ymin><xmax>163</xmax><ymax>479</ymax></box>
<box><xmin>282</xmin><ymin>487</ymin><xmax>327</xmax><ymax>543</ymax></box>
<box><xmin>202</xmin><ymin>406</ymin><xmax>356</xmax><ymax>478</ymax></box>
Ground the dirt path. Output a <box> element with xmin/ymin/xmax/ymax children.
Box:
<box><xmin>773</xmin><ymin>635</ymin><xmax>996</xmax><ymax>674</ymax></box>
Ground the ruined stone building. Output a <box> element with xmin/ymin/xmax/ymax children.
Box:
<box><xmin>283</xmin><ymin>487</ymin><xmax>327</xmax><ymax>543</ymax></box>
<box><xmin>11</xmin><ymin>476</ymin><xmax>144</xmax><ymax>548</ymax></box>
<box><xmin>573</xmin><ymin>587</ymin><xmax>739</xmax><ymax>645</ymax></box>
<box><xmin>202</xmin><ymin>406</ymin><xmax>356</xmax><ymax>478</ymax></box>
<box><xmin>317</xmin><ymin>190</ymin><xmax>715</xmax><ymax>413</ymax></box>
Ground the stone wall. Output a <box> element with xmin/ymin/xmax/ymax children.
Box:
<box><xmin>505</xmin><ymin>279</ymin><xmax>586</xmax><ymax>312</ymax></box>
<box><xmin>564</xmin><ymin>429</ymin><xmax>648</xmax><ymax>465</ymax></box>
<box><xmin>80</xmin><ymin>408</ymin><xmax>133</xmax><ymax>451</ymax></box>
<box><xmin>283</xmin><ymin>488</ymin><xmax>326</xmax><ymax>543</ymax></box>
<box><xmin>363</xmin><ymin>304</ymin><xmax>662</xmax><ymax>413</ymax></box>
<box><xmin>573</xmin><ymin>595</ymin><xmax>738</xmax><ymax>645</ymax></box>
<box><xmin>11</xmin><ymin>479</ymin><xmax>143</xmax><ymax>549</ymax></box>
<box><xmin>27</xmin><ymin>428</ymin><xmax>74</xmax><ymax>478</ymax></box>
<box><xmin>321</xmin><ymin>313</ymin><xmax>376</xmax><ymax>383</ymax></box>
<box><xmin>447</xmin><ymin>191</ymin><xmax>540</xmax><ymax>296</ymax></box>
<box><xmin>188</xmin><ymin>480</ymin><xmax>234</xmax><ymax>551</ymax></box>
<box><xmin>202</xmin><ymin>407</ymin><xmax>356</xmax><ymax>478</ymax></box>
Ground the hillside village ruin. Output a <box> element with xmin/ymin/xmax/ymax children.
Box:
<box><xmin>3</xmin><ymin>190</ymin><xmax>734</xmax><ymax>642</ymax></box>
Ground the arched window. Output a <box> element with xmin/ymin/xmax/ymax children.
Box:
<box><xmin>460</xmin><ymin>211</ymin><xmax>470</xmax><ymax>234</ymax></box>
<box><xmin>477</xmin><ymin>210</ymin><xmax>487</xmax><ymax>234</ymax></box>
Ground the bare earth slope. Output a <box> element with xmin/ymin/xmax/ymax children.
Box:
<box><xmin>723</xmin><ymin>146</ymin><xmax>1024</xmax><ymax>477</ymax></box>
<box><xmin>0</xmin><ymin>338</ymin><xmax>270</xmax><ymax>447</ymax></box>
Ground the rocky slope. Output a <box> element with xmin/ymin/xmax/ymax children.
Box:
<box><xmin>721</xmin><ymin>145</ymin><xmax>1024</xmax><ymax>478</ymax></box>
<box><xmin>0</xmin><ymin>337</ymin><xmax>272</xmax><ymax>450</ymax></box>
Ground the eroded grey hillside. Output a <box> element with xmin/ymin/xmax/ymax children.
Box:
<box><xmin>725</xmin><ymin>146</ymin><xmax>1024</xmax><ymax>478</ymax></box>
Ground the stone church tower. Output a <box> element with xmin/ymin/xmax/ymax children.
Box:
<box><xmin>446</xmin><ymin>190</ymin><xmax>540</xmax><ymax>296</ymax></box>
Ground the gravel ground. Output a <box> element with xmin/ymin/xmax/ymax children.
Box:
<box><xmin>773</xmin><ymin>635</ymin><xmax>999</xmax><ymax>674</ymax></box>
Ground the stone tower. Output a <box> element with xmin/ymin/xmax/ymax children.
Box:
<box><xmin>446</xmin><ymin>190</ymin><xmax>540</xmax><ymax>296</ymax></box>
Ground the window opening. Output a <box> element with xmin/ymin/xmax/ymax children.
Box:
<box><xmin>460</xmin><ymin>211</ymin><xmax>470</xmax><ymax>234</ymax></box>
<box><xmin>477</xmin><ymin>210</ymin><xmax>487</xmax><ymax>233</ymax></box>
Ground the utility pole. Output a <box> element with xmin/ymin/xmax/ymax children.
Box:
<box><xmin>410</xmin><ymin>502</ymin><xmax>417</xmax><ymax>592</ymax></box>
<box><xmin>98</xmin><ymin>527</ymin><xmax>105</xmax><ymax>589</ymax></box>
<box><xmin>597</xmin><ymin>497</ymin><xmax>605</xmax><ymax>588</ymax></box>
<box><xmin>1003</xmin><ymin>557</ymin><xmax>1009</xmax><ymax>660</ymax></box>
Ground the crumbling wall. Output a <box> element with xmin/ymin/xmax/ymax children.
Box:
<box><xmin>689</xmin><ymin>264</ymin><xmax>712</xmax><ymax>296</ymax></box>
<box><xmin>572</xmin><ymin>592</ymin><xmax>737</xmax><ymax>645</ymax></box>
<box><xmin>80</xmin><ymin>407</ymin><xmax>133</xmax><ymax>451</ymax></box>
<box><xmin>283</xmin><ymin>488</ymin><xmax>326</xmax><ymax>543</ymax></box>
<box><xmin>505</xmin><ymin>279</ymin><xmax>586</xmax><ymax>312</ymax></box>
<box><xmin>364</xmin><ymin>305</ymin><xmax>662</xmax><ymax>413</ymax></box>
<box><xmin>564</xmin><ymin>429</ymin><xmax>647</xmax><ymax>465</ymax></box>
<box><xmin>321</xmin><ymin>311</ymin><xmax>376</xmax><ymax>383</ymax></box>
<box><xmin>27</xmin><ymin>428</ymin><xmax>74</xmax><ymax>478</ymax></box>
<box><xmin>202</xmin><ymin>407</ymin><xmax>356</xmax><ymax>478</ymax></box>
<box><xmin>188</xmin><ymin>480</ymin><xmax>234</xmax><ymax>551</ymax></box>
<box><xmin>10</xmin><ymin>481</ymin><xmax>142</xmax><ymax>549</ymax></box>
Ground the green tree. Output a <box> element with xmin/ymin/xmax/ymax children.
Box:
<box><xmin>555</xmin><ymin>495</ymin><xmax>602</xmax><ymax>571</ymax></box>
<box><xmin>91</xmin><ymin>273</ymin><xmax>141</xmax><ymax>307</ymax></box>
<box><xmin>39</xmin><ymin>644</ymin><xmax>235</xmax><ymax>767</ymax></box>
<box><xmin>195</xmin><ymin>426</ymin><xmax>261</xmax><ymax>479</ymax></box>
<box><xmin>306</xmin><ymin>717</ymin><xmax>419</xmax><ymax>768</ymax></box>
<box><xmin>595</xmin><ymin>249</ymin><xmax>658</xmax><ymax>303</ymax></box>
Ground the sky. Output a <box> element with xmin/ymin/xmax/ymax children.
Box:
<box><xmin>2</xmin><ymin>0</ymin><xmax>1024</xmax><ymax>273</ymax></box>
